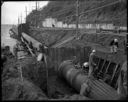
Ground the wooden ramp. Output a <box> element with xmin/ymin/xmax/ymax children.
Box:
<box><xmin>88</xmin><ymin>79</ymin><xmax>119</xmax><ymax>100</ymax></box>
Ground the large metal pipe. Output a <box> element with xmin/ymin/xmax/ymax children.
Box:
<box><xmin>58</xmin><ymin>60</ymin><xmax>88</xmax><ymax>92</ymax></box>
<box><xmin>58</xmin><ymin>60</ymin><xmax>119</xmax><ymax>100</ymax></box>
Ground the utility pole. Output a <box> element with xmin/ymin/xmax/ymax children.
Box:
<box><xmin>18</xmin><ymin>16</ymin><xmax>20</xmax><ymax>26</ymax></box>
<box><xmin>38</xmin><ymin>2</ymin><xmax>40</xmax><ymax>9</ymax></box>
<box><xmin>20</xmin><ymin>13</ymin><xmax>22</xmax><ymax>24</ymax></box>
<box><xmin>36</xmin><ymin>1</ymin><xmax>38</xmax><ymax>27</ymax></box>
<box><xmin>36</xmin><ymin>1</ymin><xmax>38</xmax><ymax>11</ymax></box>
<box><xmin>20</xmin><ymin>13</ymin><xmax>22</xmax><ymax>39</ymax></box>
<box><xmin>25</xmin><ymin>6</ymin><xmax>27</xmax><ymax>23</ymax></box>
<box><xmin>76</xmin><ymin>0</ymin><xmax>79</xmax><ymax>38</ymax></box>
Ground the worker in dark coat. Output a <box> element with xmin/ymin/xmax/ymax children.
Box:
<box><xmin>110</xmin><ymin>38</ymin><xmax>119</xmax><ymax>54</ymax></box>
<box><xmin>88</xmin><ymin>50</ymin><xmax>97</xmax><ymax>78</ymax></box>
<box><xmin>13</xmin><ymin>40</ymin><xmax>28</xmax><ymax>59</ymax></box>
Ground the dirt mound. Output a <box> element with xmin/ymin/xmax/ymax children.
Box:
<box><xmin>2</xmin><ymin>50</ymin><xmax>48</xmax><ymax>100</ymax></box>
<box><xmin>2</xmin><ymin>78</ymin><xmax>47</xmax><ymax>100</ymax></box>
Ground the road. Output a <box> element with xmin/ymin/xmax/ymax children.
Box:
<box><xmin>30</xmin><ymin>27</ymin><xmax>127</xmax><ymax>37</ymax></box>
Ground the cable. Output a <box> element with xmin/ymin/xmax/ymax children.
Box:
<box><xmin>61</xmin><ymin>0</ymin><xmax>121</xmax><ymax>23</ymax></box>
<box><xmin>79</xmin><ymin>0</ymin><xmax>121</xmax><ymax>16</ymax></box>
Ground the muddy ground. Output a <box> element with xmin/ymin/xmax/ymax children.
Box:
<box><xmin>2</xmin><ymin>47</ymin><xmax>91</xmax><ymax>100</ymax></box>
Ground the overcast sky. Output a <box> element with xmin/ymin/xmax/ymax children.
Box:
<box><xmin>1</xmin><ymin>1</ymin><xmax>49</xmax><ymax>25</ymax></box>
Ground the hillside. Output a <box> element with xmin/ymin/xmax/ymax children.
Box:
<box><xmin>26</xmin><ymin>0</ymin><xmax>127</xmax><ymax>26</ymax></box>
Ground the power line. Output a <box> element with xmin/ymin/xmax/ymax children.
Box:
<box><xmin>79</xmin><ymin>0</ymin><xmax>121</xmax><ymax>17</ymax></box>
<box><xmin>62</xmin><ymin>0</ymin><xmax>121</xmax><ymax>23</ymax></box>
<box><xmin>52</xmin><ymin>5</ymin><xmax>75</xmax><ymax>18</ymax></box>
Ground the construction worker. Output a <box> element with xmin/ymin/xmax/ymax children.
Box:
<box><xmin>109</xmin><ymin>38</ymin><xmax>119</xmax><ymax>54</ymax></box>
<box><xmin>88</xmin><ymin>50</ymin><xmax>97</xmax><ymax>78</ymax></box>
<box><xmin>13</xmin><ymin>40</ymin><xmax>28</xmax><ymax>59</ymax></box>
<box><xmin>52</xmin><ymin>24</ymin><xmax>55</xmax><ymax>27</ymax></box>
<box><xmin>82</xmin><ymin>62</ymin><xmax>89</xmax><ymax>73</ymax></box>
<box><xmin>37</xmin><ymin>44</ymin><xmax>47</xmax><ymax>63</ymax></box>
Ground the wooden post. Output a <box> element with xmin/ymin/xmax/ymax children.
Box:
<box><xmin>18</xmin><ymin>16</ymin><xmax>20</xmax><ymax>26</ymax></box>
<box><xmin>18</xmin><ymin>65</ymin><xmax>24</xmax><ymax>83</ymax></box>
<box><xmin>44</xmin><ymin>54</ymin><xmax>49</xmax><ymax>97</ymax></box>
<box><xmin>18</xmin><ymin>65</ymin><xmax>24</xmax><ymax>99</ymax></box>
<box><xmin>97</xmin><ymin>58</ymin><xmax>101</xmax><ymax>69</ymax></box>
<box><xmin>99</xmin><ymin>60</ymin><xmax>106</xmax><ymax>73</ymax></box>
<box><xmin>36</xmin><ymin>0</ymin><xmax>38</xmax><ymax>27</ymax></box>
<box><xmin>25</xmin><ymin>6</ymin><xmax>27</xmax><ymax>23</ymax></box>
<box><xmin>105</xmin><ymin>61</ymin><xmax>111</xmax><ymax>74</ymax></box>
<box><xmin>110</xmin><ymin>64</ymin><xmax>119</xmax><ymax>84</ymax></box>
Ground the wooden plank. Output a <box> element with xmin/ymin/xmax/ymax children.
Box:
<box><xmin>105</xmin><ymin>61</ymin><xmax>111</xmax><ymax>74</ymax></box>
<box><xmin>99</xmin><ymin>60</ymin><xmax>106</xmax><ymax>73</ymax></box>
<box><xmin>97</xmin><ymin>58</ymin><xmax>101</xmax><ymax>69</ymax></box>
<box><xmin>93</xmin><ymin>80</ymin><xmax>114</xmax><ymax>98</ymax></box>
<box><xmin>93</xmin><ymin>79</ymin><xmax>117</xmax><ymax>99</ymax></box>
<box><xmin>92</xmin><ymin>81</ymin><xmax>111</xmax><ymax>99</ymax></box>
<box><xmin>98</xmin><ymin>79</ymin><xmax>119</xmax><ymax>98</ymax></box>
<box><xmin>89</xmin><ymin>80</ymin><xmax>106</xmax><ymax>100</ymax></box>
<box><xmin>88</xmin><ymin>79</ymin><xmax>118</xmax><ymax>100</ymax></box>
<box><xmin>110</xmin><ymin>64</ymin><xmax>119</xmax><ymax>84</ymax></box>
<box><xmin>94</xmin><ymin>80</ymin><xmax>118</xmax><ymax>99</ymax></box>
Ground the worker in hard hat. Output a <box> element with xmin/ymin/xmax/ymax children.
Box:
<box><xmin>82</xmin><ymin>62</ymin><xmax>89</xmax><ymax>73</ymax></box>
<box><xmin>109</xmin><ymin>38</ymin><xmax>119</xmax><ymax>54</ymax></box>
<box><xmin>36</xmin><ymin>44</ymin><xmax>48</xmax><ymax>64</ymax></box>
<box><xmin>13</xmin><ymin>40</ymin><xmax>28</xmax><ymax>59</ymax></box>
<box><xmin>88</xmin><ymin>49</ymin><xmax>97</xmax><ymax>78</ymax></box>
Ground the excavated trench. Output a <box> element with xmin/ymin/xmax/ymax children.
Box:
<box><xmin>43</xmin><ymin>47</ymin><xmax>123</xmax><ymax>99</ymax></box>
<box><xmin>2</xmin><ymin>46</ymin><xmax>124</xmax><ymax>100</ymax></box>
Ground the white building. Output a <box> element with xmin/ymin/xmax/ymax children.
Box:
<box><xmin>62</xmin><ymin>23</ymin><xmax>68</xmax><ymax>28</ymax></box>
<box><xmin>42</xmin><ymin>18</ymin><xmax>57</xmax><ymax>27</ymax></box>
<box><xmin>56</xmin><ymin>21</ymin><xmax>63</xmax><ymax>28</ymax></box>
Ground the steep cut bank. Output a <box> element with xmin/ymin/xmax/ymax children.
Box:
<box><xmin>26</xmin><ymin>0</ymin><xmax>127</xmax><ymax>26</ymax></box>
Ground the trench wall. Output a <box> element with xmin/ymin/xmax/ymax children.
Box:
<box><xmin>47</xmin><ymin>47</ymin><xmax>92</xmax><ymax>70</ymax></box>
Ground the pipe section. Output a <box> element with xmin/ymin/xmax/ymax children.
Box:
<box><xmin>58</xmin><ymin>60</ymin><xmax>88</xmax><ymax>92</ymax></box>
<box><xmin>58</xmin><ymin>60</ymin><xmax>119</xmax><ymax>100</ymax></box>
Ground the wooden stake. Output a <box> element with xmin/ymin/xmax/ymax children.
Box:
<box><xmin>44</xmin><ymin>54</ymin><xmax>49</xmax><ymax>97</ymax></box>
